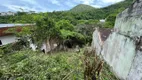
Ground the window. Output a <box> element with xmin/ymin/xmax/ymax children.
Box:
<box><xmin>0</xmin><ymin>40</ymin><xmax>2</xmax><ymax>45</ymax></box>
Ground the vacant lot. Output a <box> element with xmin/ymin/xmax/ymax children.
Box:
<box><xmin>0</xmin><ymin>49</ymin><xmax>119</xmax><ymax>80</ymax></box>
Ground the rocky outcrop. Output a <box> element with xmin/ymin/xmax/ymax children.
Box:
<box><xmin>101</xmin><ymin>32</ymin><xmax>136</xmax><ymax>79</ymax></box>
<box><xmin>92</xmin><ymin>0</ymin><xmax>142</xmax><ymax>80</ymax></box>
<box><xmin>92</xmin><ymin>28</ymin><xmax>103</xmax><ymax>55</ymax></box>
<box><xmin>92</xmin><ymin>28</ymin><xmax>112</xmax><ymax>55</ymax></box>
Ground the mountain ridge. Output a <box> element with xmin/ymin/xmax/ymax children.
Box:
<box><xmin>69</xmin><ymin>4</ymin><xmax>95</xmax><ymax>13</ymax></box>
<box><xmin>69</xmin><ymin>0</ymin><xmax>133</xmax><ymax>14</ymax></box>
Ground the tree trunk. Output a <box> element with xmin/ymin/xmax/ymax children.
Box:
<box><xmin>45</xmin><ymin>39</ymin><xmax>51</xmax><ymax>54</ymax></box>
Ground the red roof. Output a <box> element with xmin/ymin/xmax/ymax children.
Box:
<box><xmin>0</xmin><ymin>24</ymin><xmax>34</xmax><ymax>37</ymax></box>
<box><xmin>0</xmin><ymin>27</ymin><xmax>22</xmax><ymax>37</ymax></box>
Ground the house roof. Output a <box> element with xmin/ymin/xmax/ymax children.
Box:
<box><xmin>0</xmin><ymin>24</ymin><xmax>34</xmax><ymax>37</ymax></box>
<box><xmin>0</xmin><ymin>24</ymin><xmax>32</xmax><ymax>28</ymax></box>
<box><xmin>99</xmin><ymin>28</ymin><xmax>112</xmax><ymax>42</ymax></box>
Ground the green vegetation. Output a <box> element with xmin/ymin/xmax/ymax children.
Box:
<box><xmin>0</xmin><ymin>0</ymin><xmax>134</xmax><ymax>79</ymax></box>
<box><xmin>34</xmin><ymin>16</ymin><xmax>86</xmax><ymax>52</ymax></box>
<box><xmin>34</xmin><ymin>15</ymin><xmax>59</xmax><ymax>47</ymax></box>
<box><xmin>0</xmin><ymin>0</ymin><xmax>134</xmax><ymax>46</ymax></box>
<box><xmin>70</xmin><ymin>4</ymin><xmax>95</xmax><ymax>13</ymax></box>
<box><xmin>0</xmin><ymin>0</ymin><xmax>133</xmax><ymax>27</ymax></box>
<box><xmin>0</xmin><ymin>49</ymin><xmax>119</xmax><ymax>80</ymax></box>
<box><xmin>0</xmin><ymin>50</ymin><xmax>83</xmax><ymax>80</ymax></box>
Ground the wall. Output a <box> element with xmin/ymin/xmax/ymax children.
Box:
<box><xmin>127</xmin><ymin>51</ymin><xmax>142</xmax><ymax>80</ymax></box>
<box><xmin>92</xmin><ymin>0</ymin><xmax>142</xmax><ymax>79</ymax></box>
<box><xmin>0</xmin><ymin>35</ymin><xmax>16</xmax><ymax>45</ymax></box>
<box><xmin>101</xmin><ymin>32</ymin><xmax>136</xmax><ymax>79</ymax></box>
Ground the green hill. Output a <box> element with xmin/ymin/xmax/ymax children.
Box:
<box><xmin>69</xmin><ymin>4</ymin><xmax>95</xmax><ymax>13</ymax></box>
<box><xmin>66</xmin><ymin>0</ymin><xmax>133</xmax><ymax>21</ymax></box>
<box><xmin>101</xmin><ymin>0</ymin><xmax>133</xmax><ymax>16</ymax></box>
<box><xmin>100</xmin><ymin>0</ymin><xmax>133</xmax><ymax>27</ymax></box>
<box><xmin>69</xmin><ymin>0</ymin><xmax>133</xmax><ymax>18</ymax></box>
<box><xmin>0</xmin><ymin>0</ymin><xmax>134</xmax><ymax>27</ymax></box>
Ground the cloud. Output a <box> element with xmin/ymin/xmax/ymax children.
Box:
<box><xmin>73</xmin><ymin>0</ymin><xmax>95</xmax><ymax>5</ymax></box>
<box><xmin>101</xmin><ymin>0</ymin><xmax>124</xmax><ymax>4</ymax></box>
<box><xmin>2</xmin><ymin>4</ymin><xmax>37</xmax><ymax>11</ymax></box>
<box><xmin>1</xmin><ymin>0</ymin><xmax>50</xmax><ymax>12</ymax></box>
<box><xmin>20</xmin><ymin>0</ymin><xmax>37</xmax><ymax>5</ymax></box>
<box><xmin>0</xmin><ymin>0</ymin><xmax>125</xmax><ymax>12</ymax></box>
<box><xmin>82</xmin><ymin>0</ymin><xmax>95</xmax><ymax>5</ymax></box>
<box><xmin>65</xmin><ymin>1</ymin><xmax>76</xmax><ymax>7</ymax></box>
<box><xmin>91</xmin><ymin>5</ymin><xmax>102</xmax><ymax>8</ymax></box>
<box><xmin>2</xmin><ymin>4</ymin><xmax>49</xmax><ymax>12</ymax></box>
<box><xmin>50</xmin><ymin>0</ymin><xmax>61</xmax><ymax>6</ymax></box>
<box><xmin>90</xmin><ymin>0</ymin><xmax>124</xmax><ymax>8</ymax></box>
<box><xmin>72</xmin><ymin>0</ymin><xmax>123</xmax><ymax>8</ymax></box>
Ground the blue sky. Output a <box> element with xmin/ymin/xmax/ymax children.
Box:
<box><xmin>0</xmin><ymin>0</ymin><xmax>124</xmax><ymax>12</ymax></box>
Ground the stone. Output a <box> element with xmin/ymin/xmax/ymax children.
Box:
<box><xmin>92</xmin><ymin>0</ymin><xmax>142</xmax><ymax>79</ymax></box>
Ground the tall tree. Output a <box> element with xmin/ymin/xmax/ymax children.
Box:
<box><xmin>34</xmin><ymin>15</ymin><xmax>59</xmax><ymax>53</ymax></box>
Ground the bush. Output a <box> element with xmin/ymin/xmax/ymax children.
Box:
<box><xmin>0</xmin><ymin>48</ymin><xmax>4</xmax><ymax>54</ymax></box>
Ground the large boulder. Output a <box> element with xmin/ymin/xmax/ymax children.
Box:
<box><xmin>92</xmin><ymin>0</ymin><xmax>142</xmax><ymax>79</ymax></box>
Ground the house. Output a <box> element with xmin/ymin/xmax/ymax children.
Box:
<box><xmin>0</xmin><ymin>24</ymin><xmax>33</xmax><ymax>46</ymax></box>
<box><xmin>7</xmin><ymin>11</ymin><xmax>15</xmax><ymax>16</ymax></box>
<box><xmin>0</xmin><ymin>24</ymin><xmax>61</xmax><ymax>52</ymax></box>
<box><xmin>0</xmin><ymin>12</ymin><xmax>7</xmax><ymax>16</ymax></box>
<box><xmin>99</xmin><ymin>19</ymin><xmax>106</xmax><ymax>23</ymax></box>
<box><xmin>0</xmin><ymin>11</ymin><xmax>15</xmax><ymax>16</ymax></box>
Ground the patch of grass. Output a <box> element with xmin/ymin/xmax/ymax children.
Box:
<box><xmin>0</xmin><ymin>50</ymin><xmax>84</xmax><ymax>80</ymax></box>
<box><xmin>0</xmin><ymin>49</ymin><xmax>119</xmax><ymax>80</ymax></box>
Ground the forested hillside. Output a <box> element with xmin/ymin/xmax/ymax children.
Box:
<box><xmin>0</xmin><ymin>0</ymin><xmax>133</xmax><ymax>45</ymax></box>
<box><xmin>70</xmin><ymin>4</ymin><xmax>95</xmax><ymax>13</ymax></box>
<box><xmin>49</xmin><ymin>0</ymin><xmax>133</xmax><ymax>24</ymax></box>
<box><xmin>0</xmin><ymin>0</ymin><xmax>133</xmax><ymax>26</ymax></box>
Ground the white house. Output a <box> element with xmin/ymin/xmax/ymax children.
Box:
<box><xmin>0</xmin><ymin>24</ymin><xmax>60</xmax><ymax>52</ymax></box>
<box><xmin>0</xmin><ymin>12</ymin><xmax>7</xmax><ymax>16</ymax></box>
<box><xmin>0</xmin><ymin>11</ymin><xmax>15</xmax><ymax>16</ymax></box>
<box><xmin>99</xmin><ymin>19</ymin><xmax>106</xmax><ymax>23</ymax></box>
<box><xmin>7</xmin><ymin>11</ymin><xmax>15</xmax><ymax>16</ymax></box>
<box><xmin>0</xmin><ymin>24</ymin><xmax>32</xmax><ymax>46</ymax></box>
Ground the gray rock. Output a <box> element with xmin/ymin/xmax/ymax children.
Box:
<box><xmin>92</xmin><ymin>1</ymin><xmax>142</xmax><ymax>80</ymax></box>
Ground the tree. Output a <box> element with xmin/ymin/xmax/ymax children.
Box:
<box><xmin>56</xmin><ymin>20</ymin><xmax>77</xmax><ymax>39</ymax></box>
<box><xmin>4</xmin><ymin>26</ymin><xmax>33</xmax><ymax>50</ymax></box>
<box><xmin>104</xmin><ymin>14</ymin><xmax>117</xmax><ymax>28</ymax></box>
<box><xmin>34</xmin><ymin>16</ymin><xmax>60</xmax><ymax>53</ymax></box>
<box><xmin>56</xmin><ymin>20</ymin><xmax>85</xmax><ymax>47</ymax></box>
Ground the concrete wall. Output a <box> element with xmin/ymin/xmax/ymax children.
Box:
<box><xmin>127</xmin><ymin>51</ymin><xmax>142</xmax><ymax>80</ymax></box>
<box><xmin>0</xmin><ymin>35</ymin><xmax>16</xmax><ymax>45</ymax></box>
<box><xmin>101</xmin><ymin>32</ymin><xmax>136</xmax><ymax>79</ymax></box>
<box><xmin>92</xmin><ymin>1</ymin><xmax>142</xmax><ymax>80</ymax></box>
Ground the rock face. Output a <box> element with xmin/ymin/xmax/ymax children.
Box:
<box><xmin>92</xmin><ymin>0</ymin><xmax>142</xmax><ymax>80</ymax></box>
<box><xmin>102</xmin><ymin>32</ymin><xmax>136</xmax><ymax>79</ymax></box>
<box><xmin>92</xmin><ymin>28</ymin><xmax>112</xmax><ymax>55</ymax></box>
<box><xmin>92</xmin><ymin>28</ymin><xmax>103</xmax><ymax>55</ymax></box>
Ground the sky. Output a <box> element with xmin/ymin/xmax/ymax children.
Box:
<box><xmin>0</xmin><ymin>0</ymin><xmax>124</xmax><ymax>12</ymax></box>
